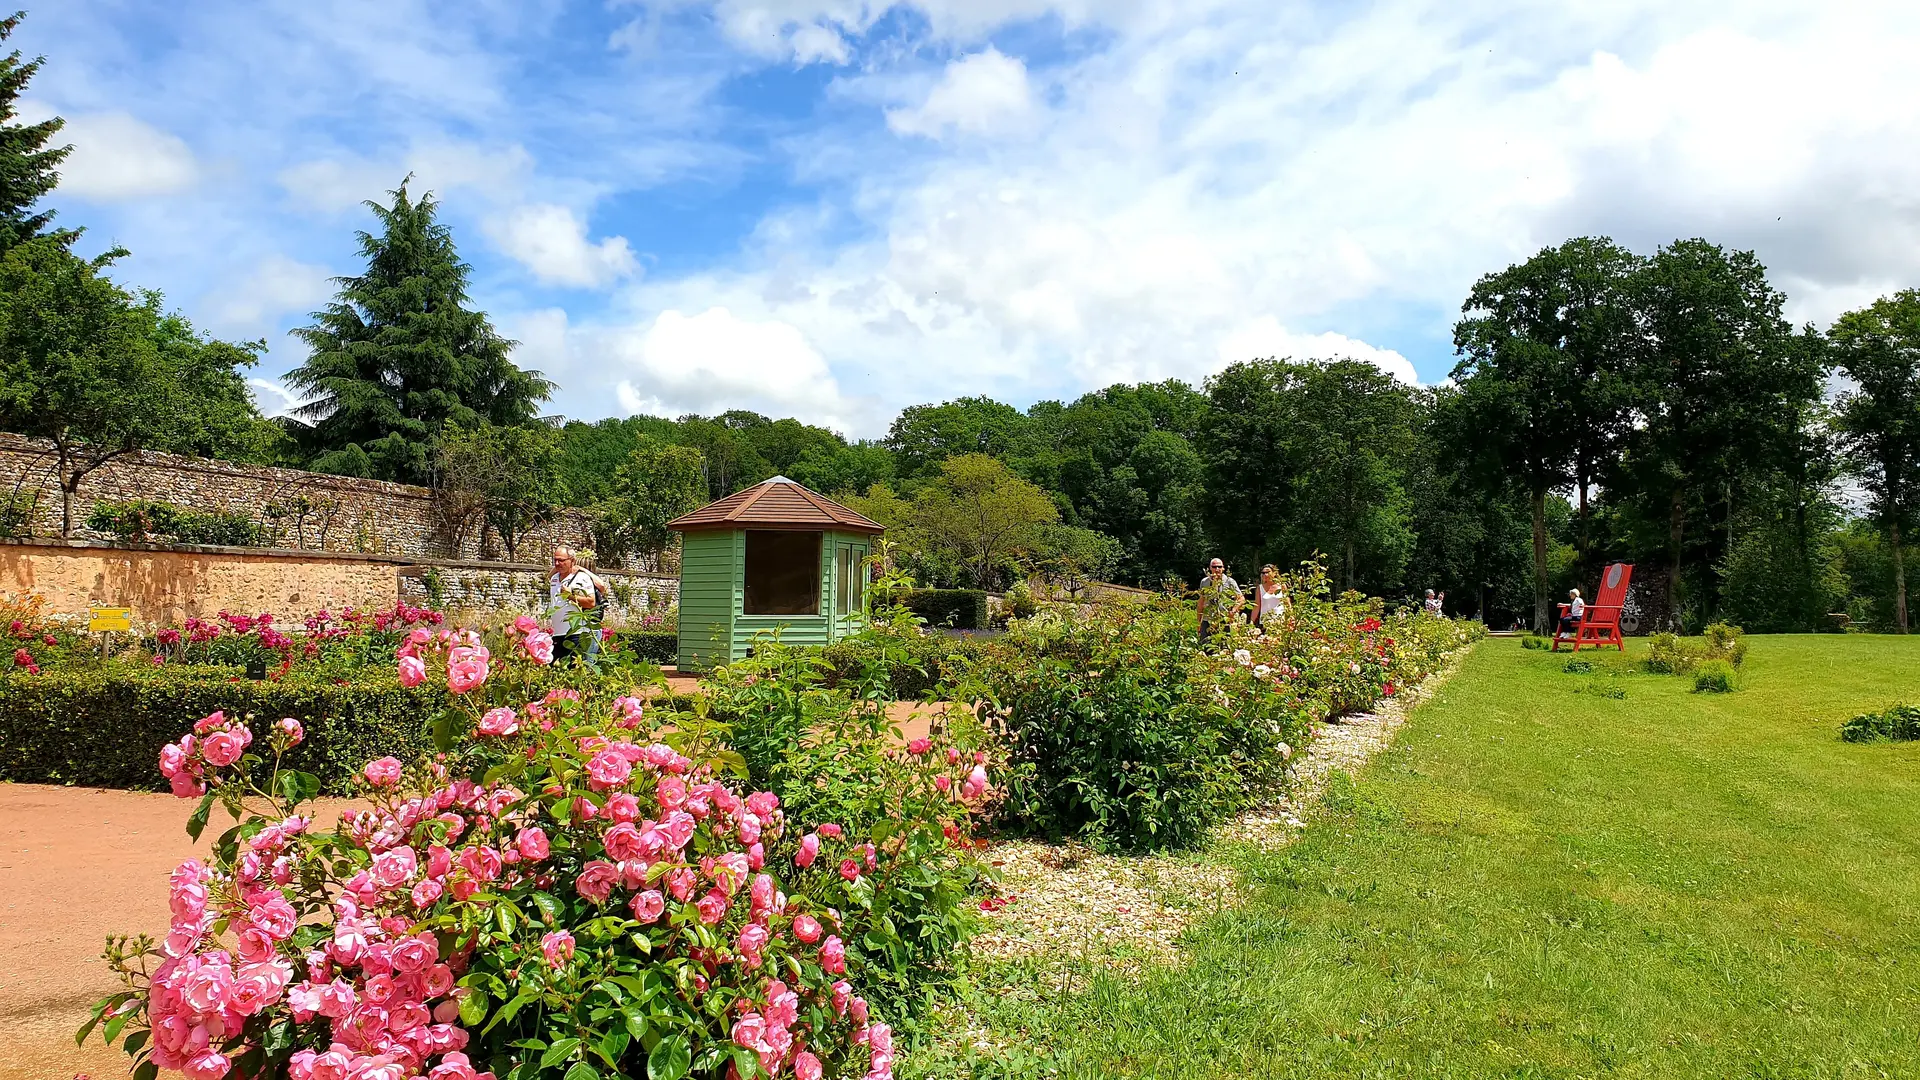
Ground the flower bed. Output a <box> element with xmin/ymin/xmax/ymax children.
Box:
<box><xmin>86</xmin><ymin>617</ymin><xmax>994</xmax><ymax>1080</ymax></box>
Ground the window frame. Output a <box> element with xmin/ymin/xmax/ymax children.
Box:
<box><xmin>742</xmin><ymin>530</ymin><xmax>823</xmax><ymax>617</ymax></box>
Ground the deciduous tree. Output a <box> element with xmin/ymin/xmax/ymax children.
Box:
<box><xmin>1831</xmin><ymin>289</ymin><xmax>1920</xmax><ymax>631</ymax></box>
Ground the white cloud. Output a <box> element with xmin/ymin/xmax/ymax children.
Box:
<box><xmin>47</xmin><ymin>111</ymin><xmax>200</xmax><ymax>200</ymax></box>
<box><xmin>246</xmin><ymin>377</ymin><xmax>306</xmax><ymax>419</ymax></box>
<box><xmin>886</xmin><ymin>48</ymin><xmax>1036</xmax><ymax>139</ymax></box>
<box><xmin>279</xmin><ymin>142</ymin><xmax>536</xmax><ymax>213</ymax></box>
<box><xmin>1216</xmin><ymin>318</ymin><xmax>1420</xmax><ymax>385</ymax></box>
<box><xmin>485</xmin><ymin>204</ymin><xmax>638</xmax><ymax>289</ymax></box>
<box><xmin>613</xmin><ymin>308</ymin><xmax>857</xmax><ymax>428</ymax></box>
<box><xmin>208</xmin><ymin>254</ymin><xmax>335</xmax><ymax>335</ymax></box>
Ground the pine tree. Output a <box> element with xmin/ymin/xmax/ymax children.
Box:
<box><xmin>286</xmin><ymin>179</ymin><xmax>553</xmax><ymax>484</ymax></box>
<box><xmin>0</xmin><ymin>10</ymin><xmax>74</xmax><ymax>253</ymax></box>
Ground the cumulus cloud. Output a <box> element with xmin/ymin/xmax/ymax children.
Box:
<box><xmin>886</xmin><ymin>48</ymin><xmax>1036</xmax><ymax>139</ymax></box>
<box><xmin>208</xmin><ymin>254</ymin><xmax>335</xmax><ymax>335</ymax></box>
<box><xmin>1216</xmin><ymin>318</ymin><xmax>1420</xmax><ymax>385</ymax></box>
<box><xmin>278</xmin><ymin>141</ymin><xmax>536</xmax><ymax>213</ymax></box>
<box><xmin>45</xmin><ymin>111</ymin><xmax>200</xmax><ymax>200</ymax></box>
<box><xmin>485</xmin><ymin>204</ymin><xmax>638</xmax><ymax>289</ymax></box>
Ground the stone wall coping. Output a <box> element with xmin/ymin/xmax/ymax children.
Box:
<box><xmin>0</xmin><ymin>536</ymin><xmax>672</xmax><ymax>580</ymax></box>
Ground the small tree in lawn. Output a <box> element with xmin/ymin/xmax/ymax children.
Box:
<box><xmin>910</xmin><ymin>453</ymin><xmax>1059</xmax><ymax>590</ymax></box>
<box><xmin>590</xmin><ymin>435</ymin><xmax>708</xmax><ymax>568</ymax></box>
<box><xmin>1831</xmin><ymin>289</ymin><xmax>1920</xmax><ymax>633</ymax></box>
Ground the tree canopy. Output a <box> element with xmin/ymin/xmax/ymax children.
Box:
<box><xmin>286</xmin><ymin>180</ymin><xmax>552</xmax><ymax>485</ymax></box>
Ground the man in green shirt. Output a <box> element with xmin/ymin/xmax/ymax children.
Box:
<box><xmin>1198</xmin><ymin>558</ymin><xmax>1244</xmax><ymax>642</ymax></box>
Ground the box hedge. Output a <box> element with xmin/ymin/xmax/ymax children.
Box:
<box><xmin>607</xmin><ymin>629</ymin><xmax>678</xmax><ymax>663</ymax></box>
<box><xmin>0</xmin><ymin>669</ymin><xmax>443</xmax><ymax>793</ymax></box>
<box><xmin>872</xmin><ymin>588</ymin><xmax>989</xmax><ymax>631</ymax></box>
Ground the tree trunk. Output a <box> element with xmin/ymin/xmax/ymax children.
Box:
<box><xmin>1344</xmin><ymin>534</ymin><xmax>1355</xmax><ymax>593</ymax></box>
<box><xmin>1576</xmin><ymin>465</ymin><xmax>1590</xmax><ymax>567</ymax></box>
<box><xmin>1894</xmin><ymin>520</ymin><xmax>1908</xmax><ymax>634</ymax></box>
<box><xmin>1668</xmin><ymin>486</ymin><xmax>1687</xmax><ymax>632</ymax></box>
<box><xmin>1531</xmin><ymin>485</ymin><xmax>1548</xmax><ymax>633</ymax></box>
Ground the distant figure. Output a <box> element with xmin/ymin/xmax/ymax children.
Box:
<box><xmin>1558</xmin><ymin>587</ymin><xmax>1584</xmax><ymax>637</ymax></box>
<box><xmin>1253</xmin><ymin>564</ymin><xmax>1287</xmax><ymax>629</ymax></box>
<box><xmin>548</xmin><ymin>546</ymin><xmax>599</xmax><ymax>664</ymax></box>
<box><xmin>1197</xmin><ymin>558</ymin><xmax>1244</xmax><ymax>641</ymax></box>
<box><xmin>1423</xmin><ymin>588</ymin><xmax>1445</xmax><ymax>616</ymax></box>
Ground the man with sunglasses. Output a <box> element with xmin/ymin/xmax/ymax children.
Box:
<box><xmin>1197</xmin><ymin>558</ymin><xmax>1243</xmax><ymax>643</ymax></box>
<box><xmin>548</xmin><ymin>546</ymin><xmax>599</xmax><ymax>665</ymax></box>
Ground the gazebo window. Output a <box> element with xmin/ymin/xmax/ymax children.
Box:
<box><xmin>744</xmin><ymin>531</ymin><xmax>821</xmax><ymax>615</ymax></box>
<box><xmin>836</xmin><ymin>545</ymin><xmax>865</xmax><ymax>616</ymax></box>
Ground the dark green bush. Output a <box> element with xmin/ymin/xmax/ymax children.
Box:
<box><xmin>1563</xmin><ymin>657</ymin><xmax>1594</xmax><ymax>674</ymax></box>
<box><xmin>819</xmin><ymin>627</ymin><xmax>982</xmax><ymax>699</ymax></box>
<box><xmin>1841</xmin><ymin>704</ymin><xmax>1920</xmax><ymax>743</ymax></box>
<box><xmin>0</xmin><ymin>668</ymin><xmax>441</xmax><ymax>792</ymax></box>
<box><xmin>86</xmin><ymin>499</ymin><xmax>268</xmax><ymax>547</ymax></box>
<box><xmin>605</xmin><ymin>628</ymin><xmax>677</xmax><ymax>663</ymax></box>
<box><xmin>1521</xmin><ymin>635</ymin><xmax>1548</xmax><ymax>650</ymax></box>
<box><xmin>872</xmin><ymin>588</ymin><xmax>988</xmax><ymax>630</ymax></box>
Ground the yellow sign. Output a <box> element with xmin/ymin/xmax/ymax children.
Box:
<box><xmin>88</xmin><ymin>607</ymin><xmax>132</xmax><ymax>632</ymax></box>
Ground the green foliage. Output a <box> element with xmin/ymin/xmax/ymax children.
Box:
<box><xmin>1830</xmin><ymin>288</ymin><xmax>1920</xmax><ymax>633</ymax></box>
<box><xmin>0</xmin><ymin>486</ymin><xmax>38</xmax><ymax>536</ymax></box>
<box><xmin>1520</xmin><ymin>634</ymin><xmax>1549</xmax><ymax>650</ymax></box>
<box><xmin>589</xmin><ymin>435</ymin><xmax>707</xmax><ymax>565</ymax></box>
<box><xmin>0</xmin><ymin>12</ymin><xmax>74</xmax><ymax>254</ymax></box>
<box><xmin>1001</xmin><ymin>581</ymin><xmax>1039</xmax><ymax>620</ymax></box>
<box><xmin>902</xmin><ymin>454</ymin><xmax>1060</xmax><ymax>591</ymax></box>
<box><xmin>1647</xmin><ymin>623</ymin><xmax>1747</xmax><ymax>675</ymax></box>
<box><xmin>1562</xmin><ymin>657</ymin><xmax>1593</xmax><ymax>673</ymax></box>
<box><xmin>1839</xmin><ymin>703</ymin><xmax>1920</xmax><ymax>742</ymax></box>
<box><xmin>85</xmin><ymin>499</ymin><xmax>269</xmax><ymax>546</ymax></box>
<box><xmin>435</xmin><ymin>422</ymin><xmax>563</xmax><ymax>559</ymax></box>
<box><xmin>0</xmin><ymin>667</ymin><xmax>438</xmax><ymax>791</ymax></box>
<box><xmin>605</xmin><ymin>628</ymin><xmax>677</xmax><ymax>663</ymax></box>
<box><xmin>1692</xmin><ymin>658</ymin><xmax>1737</xmax><ymax>692</ymax></box>
<box><xmin>0</xmin><ymin>239</ymin><xmax>278</xmax><ymax>535</ymax></box>
<box><xmin>284</xmin><ymin>180</ymin><xmax>552</xmax><ymax>484</ymax></box>
<box><xmin>872</xmin><ymin>588</ymin><xmax>988</xmax><ymax>631</ymax></box>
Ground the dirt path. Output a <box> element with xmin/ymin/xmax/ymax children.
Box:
<box><xmin>0</xmin><ymin>786</ymin><xmax>362</xmax><ymax>1080</ymax></box>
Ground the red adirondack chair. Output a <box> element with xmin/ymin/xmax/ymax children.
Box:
<box><xmin>1553</xmin><ymin>562</ymin><xmax>1633</xmax><ymax>652</ymax></box>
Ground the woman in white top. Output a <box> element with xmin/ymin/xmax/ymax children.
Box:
<box><xmin>1559</xmin><ymin>588</ymin><xmax>1584</xmax><ymax>637</ymax></box>
<box><xmin>1252</xmin><ymin>564</ymin><xmax>1287</xmax><ymax>630</ymax></box>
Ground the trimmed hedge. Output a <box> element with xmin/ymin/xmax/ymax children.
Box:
<box><xmin>873</xmin><ymin>588</ymin><xmax>988</xmax><ymax>630</ymax></box>
<box><xmin>608</xmin><ymin>629</ymin><xmax>678</xmax><ymax>663</ymax></box>
<box><xmin>1841</xmin><ymin>704</ymin><xmax>1920</xmax><ymax>743</ymax></box>
<box><xmin>0</xmin><ymin>669</ymin><xmax>442</xmax><ymax>792</ymax></box>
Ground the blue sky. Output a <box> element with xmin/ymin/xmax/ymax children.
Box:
<box><xmin>21</xmin><ymin>0</ymin><xmax>1920</xmax><ymax>437</ymax></box>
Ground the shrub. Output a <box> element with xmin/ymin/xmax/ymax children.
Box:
<box><xmin>607</xmin><ymin>628</ymin><xmax>677</xmax><ymax>664</ymax></box>
<box><xmin>1648</xmin><ymin>624</ymin><xmax>1748</xmax><ymax>675</ymax></box>
<box><xmin>87</xmin><ymin>499</ymin><xmax>269</xmax><ymax>547</ymax></box>
<box><xmin>1002</xmin><ymin>582</ymin><xmax>1039</xmax><ymax>620</ymax></box>
<box><xmin>1840</xmin><ymin>704</ymin><xmax>1920</xmax><ymax>742</ymax></box>
<box><xmin>818</xmin><ymin>623</ymin><xmax>982</xmax><ymax>701</ymax></box>
<box><xmin>1562</xmin><ymin>657</ymin><xmax>1594</xmax><ymax>674</ymax></box>
<box><xmin>1521</xmin><ymin>635</ymin><xmax>1548</xmax><ymax>651</ymax></box>
<box><xmin>872</xmin><ymin>588</ymin><xmax>988</xmax><ymax>630</ymax></box>
<box><xmin>0</xmin><ymin>667</ymin><xmax>441</xmax><ymax>791</ymax></box>
<box><xmin>88</xmin><ymin>621</ymin><xmax>967</xmax><ymax>1080</ymax></box>
<box><xmin>0</xmin><ymin>488</ymin><xmax>38</xmax><ymax>537</ymax></box>
<box><xmin>1693</xmin><ymin>659</ymin><xmax>1736</xmax><ymax>693</ymax></box>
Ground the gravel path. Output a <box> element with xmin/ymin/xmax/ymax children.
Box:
<box><xmin>967</xmin><ymin>656</ymin><xmax>1462</xmax><ymax>977</ymax></box>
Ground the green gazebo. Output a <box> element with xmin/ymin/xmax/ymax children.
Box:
<box><xmin>665</xmin><ymin>476</ymin><xmax>884</xmax><ymax>671</ymax></box>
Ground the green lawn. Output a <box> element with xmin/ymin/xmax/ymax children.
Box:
<box><xmin>922</xmin><ymin>635</ymin><xmax>1920</xmax><ymax>1079</ymax></box>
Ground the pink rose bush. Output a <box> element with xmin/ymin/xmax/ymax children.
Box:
<box><xmin>91</xmin><ymin>623</ymin><xmax>972</xmax><ymax>1080</ymax></box>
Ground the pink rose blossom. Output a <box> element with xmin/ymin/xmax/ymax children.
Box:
<box><xmin>630</xmin><ymin>889</ymin><xmax>666</xmax><ymax>923</ymax></box>
<box><xmin>276</xmin><ymin>717</ymin><xmax>305</xmax><ymax>745</ymax></box>
<box><xmin>541</xmin><ymin>930</ymin><xmax>575</xmax><ymax>969</ymax></box>
<box><xmin>792</xmin><ymin>915</ymin><xmax>823</xmax><ymax>944</ymax></box>
<box><xmin>201</xmin><ymin>729</ymin><xmax>248</xmax><ymax>768</ymax></box>
<box><xmin>696</xmin><ymin>890</ymin><xmax>728</xmax><ymax>924</ymax></box>
<box><xmin>447</xmin><ymin>657</ymin><xmax>489</xmax><ymax>694</ymax></box>
<box><xmin>577</xmin><ymin>861</ymin><xmax>619</xmax><ymax>904</ymax></box>
<box><xmin>516</xmin><ymin>826</ymin><xmax>550</xmax><ymax>861</ymax></box>
<box><xmin>586</xmin><ymin>750</ymin><xmax>632</xmax><ymax>791</ymax></box>
<box><xmin>522</xmin><ymin>630</ymin><xmax>554</xmax><ymax>665</ymax></box>
<box><xmin>907</xmin><ymin>738</ymin><xmax>931</xmax><ymax>755</ymax></box>
<box><xmin>821</xmin><ymin>935</ymin><xmax>847</xmax><ymax>974</ymax></box>
<box><xmin>397</xmin><ymin>655</ymin><xmax>427</xmax><ymax>688</ymax></box>
<box><xmin>476</xmin><ymin>707</ymin><xmax>519</xmax><ymax>737</ymax></box>
<box><xmin>794</xmin><ymin>1051</ymin><xmax>823</xmax><ymax>1080</ymax></box>
<box><xmin>363</xmin><ymin>757</ymin><xmax>404</xmax><ymax>787</ymax></box>
<box><xmin>817</xmin><ymin>823</ymin><xmax>843</xmax><ymax>839</ymax></box>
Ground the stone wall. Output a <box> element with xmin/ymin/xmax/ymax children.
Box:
<box><xmin>0</xmin><ymin>539</ymin><xmax>678</xmax><ymax>629</ymax></box>
<box><xmin>0</xmin><ymin>432</ymin><xmax>600</xmax><ymax>561</ymax></box>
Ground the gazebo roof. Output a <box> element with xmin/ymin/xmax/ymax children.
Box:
<box><xmin>666</xmin><ymin>476</ymin><xmax>885</xmax><ymax>534</ymax></box>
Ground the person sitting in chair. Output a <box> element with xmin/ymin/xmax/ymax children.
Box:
<box><xmin>1558</xmin><ymin>588</ymin><xmax>1585</xmax><ymax>637</ymax></box>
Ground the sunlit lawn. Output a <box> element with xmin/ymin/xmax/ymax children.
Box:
<box><xmin>917</xmin><ymin>635</ymin><xmax>1920</xmax><ymax>1079</ymax></box>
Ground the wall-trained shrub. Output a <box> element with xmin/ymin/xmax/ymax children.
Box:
<box><xmin>85</xmin><ymin>499</ymin><xmax>269</xmax><ymax>546</ymax></box>
<box><xmin>1841</xmin><ymin>704</ymin><xmax>1920</xmax><ymax>742</ymax></box>
<box><xmin>0</xmin><ymin>668</ymin><xmax>440</xmax><ymax>792</ymax></box>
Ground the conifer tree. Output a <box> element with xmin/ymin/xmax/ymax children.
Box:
<box><xmin>286</xmin><ymin>179</ymin><xmax>552</xmax><ymax>484</ymax></box>
<box><xmin>0</xmin><ymin>10</ymin><xmax>74</xmax><ymax>253</ymax></box>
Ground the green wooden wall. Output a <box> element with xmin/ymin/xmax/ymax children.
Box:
<box><xmin>674</xmin><ymin>529</ymin><xmax>872</xmax><ymax>671</ymax></box>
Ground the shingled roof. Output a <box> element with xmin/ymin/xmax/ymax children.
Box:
<box><xmin>666</xmin><ymin>476</ymin><xmax>885</xmax><ymax>534</ymax></box>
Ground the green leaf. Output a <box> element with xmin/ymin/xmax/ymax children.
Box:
<box><xmin>562</xmin><ymin>1063</ymin><xmax>602</xmax><ymax>1080</ymax></box>
<box><xmin>103</xmin><ymin>1011</ymin><xmax>129</xmax><ymax>1045</ymax></box>
<box><xmin>276</xmin><ymin>769</ymin><xmax>321</xmax><ymax>808</ymax></box>
<box><xmin>731</xmin><ymin>1047</ymin><xmax>762</xmax><ymax>1078</ymax></box>
<box><xmin>540</xmin><ymin>1037</ymin><xmax>583</xmax><ymax>1070</ymax></box>
<box><xmin>458</xmin><ymin>987</ymin><xmax>491</xmax><ymax>1027</ymax></box>
<box><xmin>432</xmin><ymin>709</ymin><xmax>457</xmax><ymax>752</ymax></box>
<box><xmin>123</xmin><ymin>1028</ymin><xmax>149</xmax><ymax>1055</ymax></box>
<box><xmin>482</xmin><ymin>991</ymin><xmax>537</xmax><ymax>1035</ymax></box>
<box><xmin>185</xmin><ymin>790</ymin><xmax>217</xmax><ymax>842</ymax></box>
<box><xmin>622</xmin><ymin>1006</ymin><xmax>649</xmax><ymax>1042</ymax></box>
<box><xmin>648</xmin><ymin>1034</ymin><xmax>690</xmax><ymax>1080</ymax></box>
<box><xmin>529</xmin><ymin>891</ymin><xmax>564</xmax><ymax>923</ymax></box>
<box><xmin>710</xmin><ymin>750</ymin><xmax>749</xmax><ymax>778</ymax></box>
<box><xmin>134</xmin><ymin>1061</ymin><xmax>160</xmax><ymax>1080</ymax></box>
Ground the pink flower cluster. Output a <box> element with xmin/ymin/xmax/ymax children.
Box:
<box><xmin>145</xmin><ymin>858</ymin><xmax>299</xmax><ymax>1078</ymax></box>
